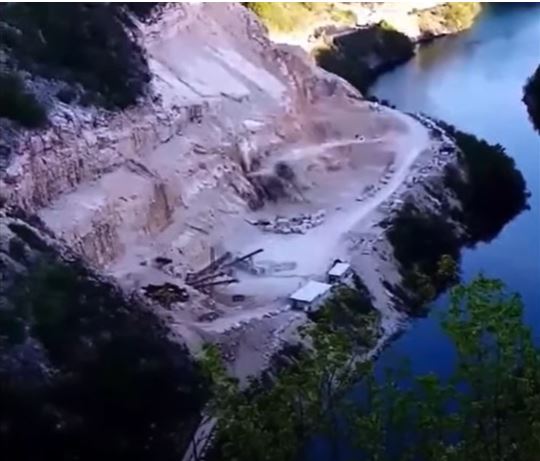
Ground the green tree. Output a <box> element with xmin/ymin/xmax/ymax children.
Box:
<box><xmin>202</xmin><ymin>277</ymin><xmax>540</xmax><ymax>461</ymax></box>
<box><xmin>436</xmin><ymin>254</ymin><xmax>459</xmax><ymax>285</ymax></box>
<box><xmin>201</xmin><ymin>320</ymin><xmax>370</xmax><ymax>461</ymax></box>
<box><xmin>523</xmin><ymin>64</ymin><xmax>540</xmax><ymax>133</ymax></box>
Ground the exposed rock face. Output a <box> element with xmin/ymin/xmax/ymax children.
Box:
<box><xmin>1</xmin><ymin>3</ymin><xmax>398</xmax><ymax>371</ymax></box>
<box><xmin>1</xmin><ymin>3</ymin><xmax>357</xmax><ymax>269</ymax></box>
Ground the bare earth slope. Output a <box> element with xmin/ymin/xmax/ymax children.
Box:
<box><xmin>0</xmin><ymin>3</ymin><xmax>457</xmax><ymax>380</ymax></box>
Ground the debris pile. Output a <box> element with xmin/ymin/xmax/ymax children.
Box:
<box><xmin>249</xmin><ymin>210</ymin><xmax>326</xmax><ymax>235</ymax></box>
<box><xmin>185</xmin><ymin>249</ymin><xmax>265</xmax><ymax>292</ymax></box>
<box><xmin>143</xmin><ymin>283</ymin><xmax>189</xmax><ymax>307</ymax></box>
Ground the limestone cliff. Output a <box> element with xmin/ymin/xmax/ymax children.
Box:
<box><xmin>0</xmin><ymin>4</ymin><xmax>528</xmax><ymax>458</ymax></box>
<box><xmin>1</xmin><ymin>3</ymin><xmax>356</xmax><ymax>265</ymax></box>
<box><xmin>1</xmin><ymin>3</ymin><xmax>400</xmax><ymax>362</ymax></box>
<box><xmin>0</xmin><ymin>2</ymin><xmax>518</xmax><ymax>383</ymax></box>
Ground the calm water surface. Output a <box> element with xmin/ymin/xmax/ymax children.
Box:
<box><xmin>310</xmin><ymin>8</ymin><xmax>540</xmax><ymax>458</ymax></box>
<box><xmin>371</xmin><ymin>4</ymin><xmax>540</xmax><ymax>377</ymax></box>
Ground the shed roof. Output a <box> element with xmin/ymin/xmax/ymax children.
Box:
<box><xmin>328</xmin><ymin>262</ymin><xmax>351</xmax><ymax>277</ymax></box>
<box><xmin>290</xmin><ymin>280</ymin><xmax>332</xmax><ymax>303</ymax></box>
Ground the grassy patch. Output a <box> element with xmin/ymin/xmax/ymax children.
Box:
<box><xmin>419</xmin><ymin>2</ymin><xmax>481</xmax><ymax>34</ymax></box>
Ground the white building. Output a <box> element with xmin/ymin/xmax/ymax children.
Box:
<box><xmin>289</xmin><ymin>280</ymin><xmax>332</xmax><ymax>312</ymax></box>
<box><xmin>327</xmin><ymin>262</ymin><xmax>352</xmax><ymax>284</ymax></box>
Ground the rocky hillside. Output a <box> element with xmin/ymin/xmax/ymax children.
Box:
<box><xmin>0</xmin><ymin>3</ymin><xmax>366</xmax><ymax>456</ymax></box>
<box><xmin>0</xmin><ymin>4</ymin><xmax>528</xmax><ymax>459</ymax></box>
<box><xmin>0</xmin><ymin>2</ymin><xmax>398</xmax><ymax>376</ymax></box>
<box><xmin>0</xmin><ymin>208</ymin><xmax>206</xmax><ymax>459</ymax></box>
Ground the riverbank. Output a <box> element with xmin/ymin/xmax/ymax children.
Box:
<box><xmin>371</xmin><ymin>0</ymin><xmax>540</xmax><ymax>376</ymax></box>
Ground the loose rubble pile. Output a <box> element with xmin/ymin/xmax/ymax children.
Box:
<box><xmin>142</xmin><ymin>282</ymin><xmax>189</xmax><ymax>307</ymax></box>
<box><xmin>249</xmin><ymin>210</ymin><xmax>326</xmax><ymax>234</ymax></box>
<box><xmin>357</xmin><ymin>163</ymin><xmax>395</xmax><ymax>202</ymax></box>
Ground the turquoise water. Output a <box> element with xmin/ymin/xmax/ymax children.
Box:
<box><xmin>370</xmin><ymin>4</ymin><xmax>540</xmax><ymax>376</ymax></box>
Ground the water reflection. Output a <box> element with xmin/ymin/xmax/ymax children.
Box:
<box><xmin>371</xmin><ymin>5</ymin><xmax>540</xmax><ymax>375</ymax></box>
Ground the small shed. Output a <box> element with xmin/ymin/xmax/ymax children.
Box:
<box><xmin>327</xmin><ymin>262</ymin><xmax>352</xmax><ymax>284</ymax></box>
<box><xmin>289</xmin><ymin>280</ymin><xmax>332</xmax><ymax>312</ymax></box>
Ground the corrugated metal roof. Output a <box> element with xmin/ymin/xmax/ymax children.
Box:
<box><xmin>328</xmin><ymin>262</ymin><xmax>351</xmax><ymax>277</ymax></box>
<box><xmin>290</xmin><ymin>280</ymin><xmax>332</xmax><ymax>303</ymax></box>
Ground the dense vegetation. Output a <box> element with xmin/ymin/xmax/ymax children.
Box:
<box><xmin>386</xmin><ymin>125</ymin><xmax>527</xmax><ymax>309</ymax></box>
<box><xmin>0</xmin><ymin>250</ymin><xmax>206</xmax><ymax>460</ymax></box>
<box><xmin>309</xmin><ymin>278</ymin><xmax>380</xmax><ymax>349</ymax></box>
<box><xmin>0</xmin><ymin>71</ymin><xmax>47</xmax><ymax>128</ymax></box>
<box><xmin>203</xmin><ymin>277</ymin><xmax>540</xmax><ymax>461</ymax></box>
<box><xmin>313</xmin><ymin>25</ymin><xmax>414</xmax><ymax>93</ymax></box>
<box><xmin>443</xmin><ymin>124</ymin><xmax>528</xmax><ymax>242</ymax></box>
<box><xmin>387</xmin><ymin>203</ymin><xmax>460</xmax><ymax>310</ymax></box>
<box><xmin>0</xmin><ymin>3</ymin><xmax>154</xmax><ymax>126</ymax></box>
<box><xmin>523</xmin><ymin>64</ymin><xmax>540</xmax><ymax>133</ymax></box>
<box><xmin>243</xmin><ymin>2</ymin><xmax>355</xmax><ymax>34</ymax></box>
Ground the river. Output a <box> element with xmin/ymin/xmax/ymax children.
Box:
<box><xmin>309</xmin><ymin>6</ymin><xmax>540</xmax><ymax>459</ymax></box>
<box><xmin>369</xmin><ymin>3</ymin><xmax>540</xmax><ymax>378</ymax></box>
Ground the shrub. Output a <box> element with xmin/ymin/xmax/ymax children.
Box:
<box><xmin>313</xmin><ymin>25</ymin><xmax>414</xmax><ymax>92</ymax></box>
<box><xmin>56</xmin><ymin>86</ymin><xmax>77</xmax><ymax>104</ymax></box>
<box><xmin>387</xmin><ymin>124</ymin><xmax>527</xmax><ymax>310</ymax></box>
<box><xmin>379</xmin><ymin>19</ymin><xmax>396</xmax><ymax>31</ymax></box>
<box><xmin>387</xmin><ymin>202</ymin><xmax>461</xmax><ymax>310</ymax></box>
<box><xmin>0</xmin><ymin>71</ymin><xmax>47</xmax><ymax>128</ymax></box>
<box><xmin>523</xmin><ymin>64</ymin><xmax>540</xmax><ymax>133</ymax></box>
<box><xmin>441</xmin><ymin>123</ymin><xmax>528</xmax><ymax>241</ymax></box>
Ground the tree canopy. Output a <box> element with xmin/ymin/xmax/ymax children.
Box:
<box><xmin>202</xmin><ymin>277</ymin><xmax>540</xmax><ymax>461</ymax></box>
<box><xmin>0</xmin><ymin>258</ymin><xmax>206</xmax><ymax>461</ymax></box>
<box><xmin>523</xmin><ymin>64</ymin><xmax>540</xmax><ymax>133</ymax></box>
